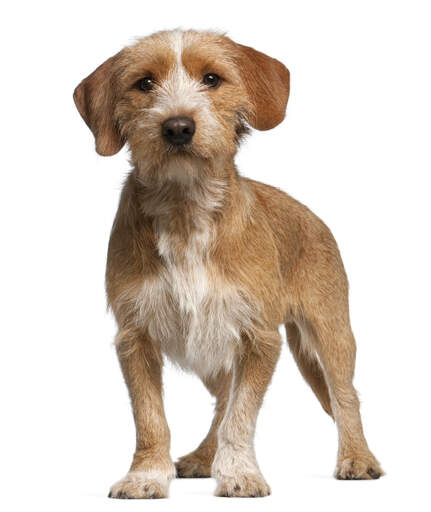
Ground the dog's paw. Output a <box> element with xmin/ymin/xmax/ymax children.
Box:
<box><xmin>212</xmin><ymin>442</ymin><xmax>270</xmax><ymax>497</ymax></box>
<box><xmin>176</xmin><ymin>451</ymin><xmax>212</xmax><ymax>478</ymax></box>
<box><xmin>108</xmin><ymin>469</ymin><xmax>173</xmax><ymax>499</ymax></box>
<box><xmin>336</xmin><ymin>454</ymin><xmax>383</xmax><ymax>480</ymax></box>
<box><xmin>215</xmin><ymin>473</ymin><xmax>271</xmax><ymax>498</ymax></box>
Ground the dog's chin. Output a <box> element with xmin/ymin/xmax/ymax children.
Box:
<box><xmin>157</xmin><ymin>146</ymin><xmax>209</xmax><ymax>184</ymax></box>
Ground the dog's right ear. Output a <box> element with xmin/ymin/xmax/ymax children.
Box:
<box><xmin>73</xmin><ymin>53</ymin><xmax>125</xmax><ymax>156</ymax></box>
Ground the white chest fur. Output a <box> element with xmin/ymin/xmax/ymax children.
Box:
<box><xmin>134</xmin><ymin>224</ymin><xmax>254</xmax><ymax>379</ymax></box>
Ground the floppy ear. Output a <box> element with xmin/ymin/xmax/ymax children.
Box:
<box><xmin>73</xmin><ymin>53</ymin><xmax>125</xmax><ymax>156</ymax></box>
<box><xmin>235</xmin><ymin>43</ymin><xmax>290</xmax><ymax>131</ymax></box>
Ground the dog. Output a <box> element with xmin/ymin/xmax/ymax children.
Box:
<box><xmin>74</xmin><ymin>29</ymin><xmax>383</xmax><ymax>498</ymax></box>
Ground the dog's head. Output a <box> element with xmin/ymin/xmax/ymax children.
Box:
<box><xmin>74</xmin><ymin>30</ymin><xmax>289</xmax><ymax>178</ymax></box>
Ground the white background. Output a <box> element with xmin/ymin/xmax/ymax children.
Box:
<box><xmin>1</xmin><ymin>0</ymin><xmax>430</xmax><ymax>510</ymax></box>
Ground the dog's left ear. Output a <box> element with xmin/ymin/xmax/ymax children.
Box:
<box><xmin>73</xmin><ymin>53</ymin><xmax>125</xmax><ymax>156</ymax></box>
<box><xmin>234</xmin><ymin>43</ymin><xmax>290</xmax><ymax>131</ymax></box>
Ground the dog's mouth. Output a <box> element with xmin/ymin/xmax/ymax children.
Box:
<box><xmin>166</xmin><ymin>143</ymin><xmax>192</xmax><ymax>153</ymax></box>
<box><xmin>164</xmin><ymin>141</ymin><xmax>201</xmax><ymax>158</ymax></box>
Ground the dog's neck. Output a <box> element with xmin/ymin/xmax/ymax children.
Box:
<box><xmin>134</xmin><ymin>155</ymin><xmax>238</xmax><ymax>217</ymax></box>
<box><xmin>132</xmin><ymin>155</ymin><xmax>246</xmax><ymax>260</ymax></box>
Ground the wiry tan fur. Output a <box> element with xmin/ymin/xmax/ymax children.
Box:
<box><xmin>74</xmin><ymin>29</ymin><xmax>383</xmax><ymax>499</ymax></box>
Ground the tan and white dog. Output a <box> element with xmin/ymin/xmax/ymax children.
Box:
<box><xmin>74</xmin><ymin>29</ymin><xmax>383</xmax><ymax>499</ymax></box>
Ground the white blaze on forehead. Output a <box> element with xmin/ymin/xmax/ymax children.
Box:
<box><xmin>168</xmin><ymin>29</ymin><xmax>184</xmax><ymax>64</ymax></box>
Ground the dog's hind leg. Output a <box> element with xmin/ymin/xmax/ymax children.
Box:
<box><xmin>175</xmin><ymin>370</ymin><xmax>232</xmax><ymax>478</ymax></box>
<box><xmin>298</xmin><ymin>309</ymin><xmax>383</xmax><ymax>480</ymax></box>
<box><xmin>285</xmin><ymin>321</ymin><xmax>333</xmax><ymax>417</ymax></box>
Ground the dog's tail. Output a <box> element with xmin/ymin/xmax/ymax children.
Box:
<box><xmin>285</xmin><ymin>321</ymin><xmax>333</xmax><ymax>418</ymax></box>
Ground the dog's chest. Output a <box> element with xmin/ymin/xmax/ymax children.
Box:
<box><xmin>135</xmin><ymin>227</ymin><xmax>253</xmax><ymax>378</ymax></box>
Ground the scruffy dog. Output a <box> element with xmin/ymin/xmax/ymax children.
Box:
<box><xmin>74</xmin><ymin>29</ymin><xmax>383</xmax><ymax>498</ymax></box>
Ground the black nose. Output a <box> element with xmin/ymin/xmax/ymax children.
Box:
<box><xmin>162</xmin><ymin>116</ymin><xmax>195</xmax><ymax>145</ymax></box>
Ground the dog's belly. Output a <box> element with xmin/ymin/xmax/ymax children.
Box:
<box><xmin>134</xmin><ymin>262</ymin><xmax>254</xmax><ymax>378</ymax></box>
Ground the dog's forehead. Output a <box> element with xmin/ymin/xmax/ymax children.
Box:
<box><xmin>124</xmin><ymin>30</ymin><xmax>234</xmax><ymax>69</ymax></box>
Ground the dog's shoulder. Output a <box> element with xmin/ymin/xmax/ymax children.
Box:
<box><xmin>244</xmin><ymin>177</ymin><xmax>334</xmax><ymax>241</ymax></box>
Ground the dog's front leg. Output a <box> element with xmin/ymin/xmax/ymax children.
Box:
<box><xmin>212</xmin><ymin>331</ymin><xmax>281</xmax><ymax>497</ymax></box>
<box><xmin>109</xmin><ymin>329</ymin><xmax>175</xmax><ymax>499</ymax></box>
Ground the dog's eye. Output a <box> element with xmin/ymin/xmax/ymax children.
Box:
<box><xmin>137</xmin><ymin>77</ymin><xmax>154</xmax><ymax>92</ymax></box>
<box><xmin>202</xmin><ymin>73</ymin><xmax>221</xmax><ymax>88</ymax></box>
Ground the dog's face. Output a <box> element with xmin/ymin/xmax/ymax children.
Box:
<box><xmin>74</xmin><ymin>30</ymin><xmax>290</xmax><ymax>180</ymax></box>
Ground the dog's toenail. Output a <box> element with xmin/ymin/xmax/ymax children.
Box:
<box><xmin>367</xmin><ymin>468</ymin><xmax>381</xmax><ymax>479</ymax></box>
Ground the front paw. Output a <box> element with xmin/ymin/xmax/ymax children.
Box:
<box><xmin>215</xmin><ymin>473</ymin><xmax>271</xmax><ymax>498</ymax></box>
<box><xmin>212</xmin><ymin>444</ymin><xmax>270</xmax><ymax>498</ymax></box>
<box><xmin>108</xmin><ymin>469</ymin><xmax>174</xmax><ymax>499</ymax></box>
